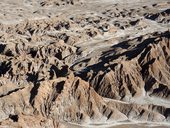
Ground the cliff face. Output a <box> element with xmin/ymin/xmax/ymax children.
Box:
<box><xmin>0</xmin><ymin>0</ymin><xmax>170</xmax><ymax>127</ymax></box>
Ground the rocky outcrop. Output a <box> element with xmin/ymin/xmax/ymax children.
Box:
<box><xmin>0</xmin><ymin>74</ymin><xmax>169</xmax><ymax>127</ymax></box>
<box><xmin>75</xmin><ymin>31</ymin><xmax>170</xmax><ymax>101</ymax></box>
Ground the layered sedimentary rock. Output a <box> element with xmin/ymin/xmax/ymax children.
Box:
<box><xmin>0</xmin><ymin>0</ymin><xmax>170</xmax><ymax>127</ymax></box>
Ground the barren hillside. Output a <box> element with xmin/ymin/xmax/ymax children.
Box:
<box><xmin>0</xmin><ymin>0</ymin><xmax>170</xmax><ymax>127</ymax></box>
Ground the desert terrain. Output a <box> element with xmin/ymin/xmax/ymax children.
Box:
<box><xmin>0</xmin><ymin>0</ymin><xmax>170</xmax><ymax>127</ymax></box>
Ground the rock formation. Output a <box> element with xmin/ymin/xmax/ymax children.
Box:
<box><xmin>0</xmin><ymin>0</ymin><xmax>170</xmax><ymax>127</ymax></box>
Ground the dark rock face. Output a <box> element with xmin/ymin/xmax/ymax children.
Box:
<box><xmin>0</xmin><ymin>0</ymin><xmax>170</xmax><ymax>127</ymax></box>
